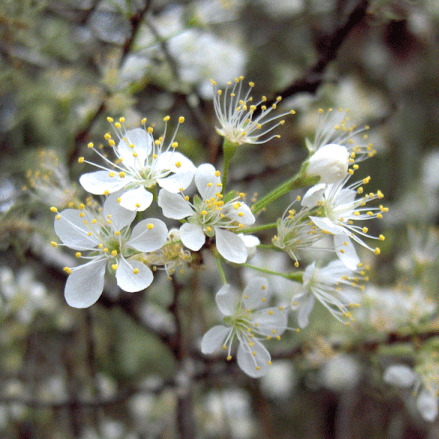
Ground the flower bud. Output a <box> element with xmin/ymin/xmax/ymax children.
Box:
<box><xmin>307</xmin><ymin>144</ymin><xmax>349</xmax><ymax>184</ymax></box>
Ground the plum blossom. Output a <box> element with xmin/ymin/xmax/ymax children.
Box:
<box><xmin>158</xmin><ymin>164</ymin><xmax>255</xmax><ymax>263</ymax></box>
<box><xmin>52</xmin><ymin>193</ymin><xmax>168</xmax><ymax>308</ymax></box>
<box><xmin>79</xmin><ymin>116</ymin><xmax>196</xmax><ymax>211</ymax></box>
<box><xmin>211</xmin><ymin>76</ymin><xmax>295</xmax><ymax>145</ymax></box>
<box><xmin>310</xmin><ymin>108</ymin><xmax>376</xmax><ymax>164</ymax></box>
<box><xmin>301</xmin><ymin>176</ymin><xmax>387</xmax><ymax>269</ymax></box>
<box><xmin>201</xmin><ymin>278</ymin><xmax>288</xmax><ymax>378</ymax></box>
<box><xmin>292</xmin><ymin>260</ymin><xmax>365</xmax><ymax>328</ymax></box>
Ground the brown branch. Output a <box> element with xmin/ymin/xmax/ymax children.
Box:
<box><xmin>268</xmin><ymin>0</ymin><xmax>370</xmax><ymax>104</ymax></box>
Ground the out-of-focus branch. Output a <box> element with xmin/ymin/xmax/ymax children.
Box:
<box><xmin>267</xmin><ymin>0</ymin><xmax>370</xmax><ymax>105</ymax></box>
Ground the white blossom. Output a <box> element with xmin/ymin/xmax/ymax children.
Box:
<box><xmin>201</xmin><ymin>278</ymin><xmax>288</xmax><ymax>378</ymax></box>
<box><xmin>79</xmin><ymin>116</ymin><xmax>195</xmax><ymax>211</ymax></box>
<box><xmin>158</xmin><ymin>163</ymin><xmax>255</xmax><ymax>263</ymax></box>
<box><xmin>302</xmin><ymin>176</ymin><xmax>387</xmax><ymax>269</ymax></box>
<box><xmin>52</xmin><ymin>193</ymin><xmax>168</xmax><ymax>308</ymax></box>
<box><xmin>211</xmin><ymin>76</ymin><xmax>295</xmax><ymax>145</ymax></box>
<box><xmin>292</xmin><ymin>260</ymin><xmax>365</xmax><ymax>328</ymax></box>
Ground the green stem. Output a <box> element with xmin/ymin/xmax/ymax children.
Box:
<box><xmin>221</xmin><ymin>139</ymin><xmax>238</xmax><ymax>195</ymax></box>
<box><xmin>239</xmin><ymin>222</ymin><xmax>278</xmax><ymax>234</ymax></box>
<box><xmin>252</xmin><ymin>163</ymin><xmax>319</xmax><ymax>214</ymax></box>
<box><xmin>243</xmin><ymin>263</ymin><xmax>303</xmax><ymax>282</ymax></box>
<box><xmin>216</xmin><ymin>253</ymin><xmax>228</xmax><ymax>284</ymax></box>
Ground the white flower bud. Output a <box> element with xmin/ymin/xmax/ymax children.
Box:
<box><xmin>307</xmin><ymin>144</ymin><xmax>349</xmax><ymax>184</ymax></box>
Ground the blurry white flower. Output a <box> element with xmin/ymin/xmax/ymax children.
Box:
<box><xmin>0</xmin><ymin>266</ymin><xmax>50</xmax><ymax>323</ymax></box>
<box><xmin>24</xmin><ymin>149</ymin><xmax>79</xmax><ymax>209</ymax></box>
<box><xmin>261</xmin><ymin>360</ymin><xmax>296</xmax><ymax>399</ymax></box>
<box><xmin>384</xmin><ymin>363</ymin><xmax>439</xmax><ymax>422</ymax></box>
<box><xmin>211</xmin><ymin>76</ymin><xmax>295</xmax><ymax>145</ymax></box>
<box><xmin>53</xmin><ymin>193</ymin><xmax>168</xmax><ymax>308</ymax></box>
<box><xmin>201</xmin><ymin>278</ymin><xmax>288</xmax><ymax>378</ymax></box>
<box><xmin>307</xmin><ymin>143</ymin><xmax>349</xmax><ymax>184</ymax></box>
<box><xmin>168</xmin><ymin>30</ymin><xmax>247</xmax><ymax>99</ymax></box>
<box><xmin>158</xmin><ymin>164</ymin><xmax>255</xmax><ymax>263</ymax></box>
<box><xmin>79</xmin><ymin>116</ymin><xmax>195</xmax><ymax>211</ymax></box>
<box><xmin>320</xmin><ymin>354</ymin><xmax>360</xmax><ymax>391</ymax></box>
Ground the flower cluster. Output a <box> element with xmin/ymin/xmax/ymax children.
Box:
<box><xmin>50</xmin><ymin>79</ymin><xmax>386</xmax><ymax>377</ymax></box>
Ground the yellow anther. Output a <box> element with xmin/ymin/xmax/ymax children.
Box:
<box><xmin>51</xmin><ymin>241</ymin><xmax>57</xmax><ymax>247</ymax></box>
<box><xmin>112</xmin><ymin>264</ymin><xmax>118</xmax><ymax>270</ymax></box>
<box><xmin>108</xmin><ymin>140</ymin><xmax>115</xmax><ymax>146</ymax></box>
<box><xmin>115</xmin><ymin>231</ymin><xmax>120</xmax><ymax>236</ymax></box>
<box><xmin>215</xmin><ymin>171</ymin><xmax>221</xmax><ymax>177</ymax></box>
<box><xmin>379</xmin><ymin>234</ymin><xmax>385</xmax><ymax>241</ymax></box>
<box><xmin>75</xmin><ymin>252</ymin><xmax>81</xmax><ymax>258</ymax></box>
<box><xmin>206</xmin><ymin>226</ymin><xmax>212</xmax><ymax>232</ymax></box>
<box><xmin>107</xmin><ymin>117</ymin><xmax>113</xmax><ymax>123</ymax></box>
<box><xmin>147</xmin><ymin>127</ymin><xmax>153</xmax><ymax>134</ymax></box>
<box><xmin>78</xmin><ymin>157</ymin><xmax>84</xmax><ymax>163</ymax></box>
<box><xmin>201</xmin><ymin>210</ymin><xmax>207</xmax><ymax>216</ymax></box>
<box><xmin>147</xmin><ymin>223</ymin><xmax>154</xmax><ymax>230</ymax></box>
<box><xmin>50</xmin><ymin>206</ymin><xmax>58</xmax><ymax>212</ymax></box>
<box><xmin>63</xmin><ymin>267</ymin><xmax>72</xmax><ymax>274</ymax></box>
<box><xmin>362</xmin><ymin>227</ymin><xmax>368</xmax><ymax>233</ymax></box>
<box><xmin>104</xmin><ymin>133</ymin><xmax>111</xmax><ymax>140</ymax></box>
<box><xmin>114</xmin><ymin>122</ymin><xmax>121</xmax><ymax>129</ymax></box>
<box><xmin>374</xmin><ymin>247</ymin><xmax>381</xmax><ymax>255</ymax></box>
<box><xmin>268</xmin><ymin>310</ymin><xmax>274</xmax><ymax>315</ymax></box>
<box><xmin>109</xmin><ymin>172</ymin><xmax>115</xmax><ymax>177</ymax></box>
<box><xmin>135</xmin><ymin>203</ymin><xmax>140</xmax><ymax>208</ymax></box>
<box><xmin>171</xmin><ymin>142</ymin><xmax>178</xmax><ymax>148</ymax></box>
<box><xmin>227</xmin><ymin>355</ymin><xmax>232</xmax><ymax>361</ymax></box>
<box><xmin>111</xmin><ymin>250</ymin><xmax>117</xmax><ymax>256</ymax></box>
<box><xmin>175</xmin><ymin>161</ymin><xmax>181</xmax><ymax>168</ymax></box>
<box><xmin>133</xmin><ymin>268</ymin><xmax>139</xmax><ymax>274</ymax></box>
<box><xmin>163</xmin><ymin>115</ymin><xmax>170</xmax><ymax>122</ymax></box>
<box><xmin>87</xmin><ymin>142</ymin><xmax>94</xmax><ymax>149</ymax></box>
<box><xmin>79</xmin><ymin>212</ymin><xmax>85</xmax><ymax>218</ymax></box>
<box><xmin>178</xmin><ymin>116</ymin><xmax>185</xmax><ymax>123</ymax></box>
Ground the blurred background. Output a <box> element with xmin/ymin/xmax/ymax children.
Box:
<box><xmin>1</xmin><ymin>0</ymin><xmax>439</xmax><ymax>438</ymax></box>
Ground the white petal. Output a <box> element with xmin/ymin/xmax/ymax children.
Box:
<box><xmin>180</xmin><ymin>222</ymin><xmax>205</xmax><ymax>251</ymax></box>
<box><xmin>64</xmin><ymin>260</ymin><xmax>106</xmax><ymax>308</ymax></box>
<box><xmin>119</xmin><ymin>186</ymin><xmax>153</xmax><ymax>211</ymax></box>
<box><xmin>334</xmin><ymin>235</ymin><xmax>360</xmax><ymax>270</ymax></box>
<box><xmin>307</xmin><ymin>144</ymin><xmax>349</xmax><ymax>184</ymax></box>
<box><xmin>116</xmin><ymin>258</ymin><xmax>153</xmax><ymax>292</ymax></box>
<box><xmin>297</xmin><ymin>294</ymin><xmax>315</xmax><ymax>328</ymax></box>
<box><xmin>103</xmin><ymin>192</ymin><xmax>136</xmax><ymax>230</ymax></box>
<box><xmin>158</xmin><ymin>189</ymin><xmax>194</xmax><ymax>219</ymax></box>
<box><xmin>417</xmin><ymin>389</ymin><xmax>438</xmax><ymax>422</ymax></box>
<box><xmin>79</xmin><ymin>171</ymin><xmax>127</xmax><ymax>195</ymax></box>
<box><xmin>253</xmin><ymin>307</ymin><xmax>288</xmax><ymax>336</ymax></box>
<box><xmin>156</xmin><ymin>151</ymin><xmax>195</xmax><ymax>172</ymax></box>
<box><xmin>215</xmin><ymin>284</ymin><xmax>237</xmax><ymax>316</ymax></box>
<box><xmin>215</xmin><ymin>228</ymin><xmax>247</xmax><ymax>263</ymax></box>
<box><xmin>158</xmin><ymin>171</ymin><xmax>195</xmax><ymax>193</ymax></box>
<box><xmin>117</xmin><ymin>128</ymin><xmax>152</xmax><ymax>168</ymax></box>
<box><xmin>201</xmin><ymin>325</ymin><xmax>231</xmax><ymax>354</ymax></box>
<box><xmin>226</xmin><ymin>203</ymin><xmax>255</xmax><ymax>225</ymax></box>
<box><xmin>195</xmin><ymin>163</ymin><xmax>221</xmax><ymax>200</ymax></box>
<box><xmin>237</xmin><ymin>338</ymin><xmax>271</xmax><ymax>378</ymax></box>
<box><xmin>383</xmin><ymin>364</ymin><xmax>417</xmax><ymax>387</ymax></box>
<box><xmin>242</xmin><ymin>277</ymin><xmax>269</xmax><ymax>310</ymax></box>
<box><xmin>301</xmin><ymin>183</ymin><xmax>326</xmax><ymax>208</ymax></box>
<box><xmin>238</xmin><ymin>234</ymin><xmax>260</xmax><ymax>260</ymax></box>
<box><xmin>54</xmin><ymin>209</ymin><xmax>99</xmax><ymax>250</ymax></box>
<box><xmin>310</xmin><ymin>216</ymin><xmax>346</xmax><ymax>235</ymax></box>
<box><xmin>127</xmin><ymin>218</ymin><xmax>168</xmax><ymax>252</ymax></box>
